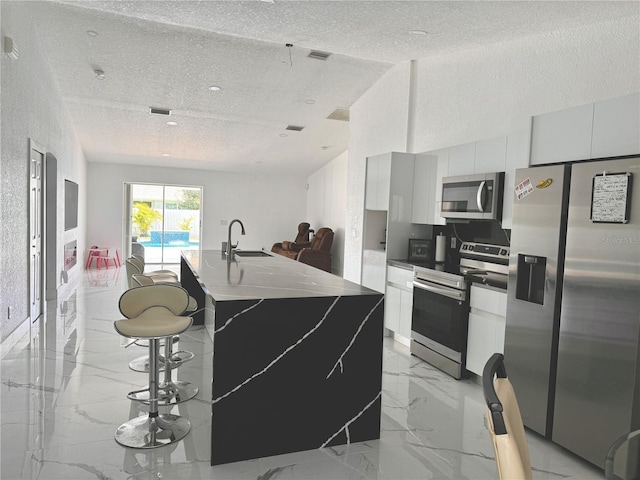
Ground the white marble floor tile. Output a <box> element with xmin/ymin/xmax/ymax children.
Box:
<box><xmin>0</xmin><ymin>267</ymin><xmax>607</xmax><ymax>480</ymax></box>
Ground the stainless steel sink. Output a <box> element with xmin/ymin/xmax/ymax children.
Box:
<box><xmin>234</xmin><ymin>250</ymin><xmax>272</xmax><ymax>257</ymax></box>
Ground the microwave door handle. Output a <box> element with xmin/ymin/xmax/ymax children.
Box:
<box><xmin>476</xmin><ymin>181</ymin><xmax>486</xmax><ymax>212</ymax></box>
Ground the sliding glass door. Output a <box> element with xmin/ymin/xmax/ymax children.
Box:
<box><xmin>125</xmin><ymin>183</ymin><xmax>202</xmax><ymax>265</ymax></box>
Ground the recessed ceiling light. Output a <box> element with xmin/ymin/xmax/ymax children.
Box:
<box><xmin>93</xmin><ymin>69</ymin><xmax>105</xmax><ymax>80</ymax></box>
<box><xmin>161</xmin><ymin>153</ymin><xmax>170</xmax><ymax>157</ymax></box>
<box><xmin>279</xmin><ymin>133</ymin><xmax>288</xmax><ymax>137</ymax></box>
<box><xmin>305</xmin><ymin>99</ymin><xmax>316</xmax><ymax>105</ymax></box>
<box><xmin>209</xmin><ymin>85</ymin><xmax>221</xmax><ymax>92</ymax></box>
<box><xmin>259</xmin><ymin>0</ymin><xmax>275</xmax><ymax>3</ymax></box>
<box><xmin>167</xmin><ymin>121</ymin><xmax>178</xmax><ymax>126</ymax></box>
<box><xmin>409</xmin><ymin>30</ymin><xmax>428</xmax><ymax>36</ymax></box>
<box><xmin>87</xmin><ymin>30</ymin><xmax>98</xmax><ymax>37</ymax></box>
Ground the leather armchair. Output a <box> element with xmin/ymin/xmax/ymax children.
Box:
<box><xmin>297</xmin><ymin>227</ymin><xmax>334</xmax><ymax>273</ymax></box>
<box><xmin>272</xmin><ymin>222</ymin><xmax>312</xmax><ymax>258</ymax></box>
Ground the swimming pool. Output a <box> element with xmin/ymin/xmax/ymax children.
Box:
<box><xmin>139</xmin><ymin>241</ymin><xmax>200</xmax><ymax>248</ymax></box>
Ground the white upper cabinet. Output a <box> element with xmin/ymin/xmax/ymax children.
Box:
<box><xmin>530</xmin><ymin>93</ymin><xmax>640</xmax><ymax>165</ymax></box>
<box><xmin>530</xmin><ymin>103</ymin><xmax>594</xmax><ymax>165</ymax></box>
<box><xmin>474</xmin><ymin>137</ymin><xmax>507</xmax><ymax>174</ymax></box>
<box><xmin>448</xmin><ymin>142</ymin><xmax>476</xmax><ymax>176</ymax></box>
<box><xmin>591</xmin><ymin>93</ymin><xmax>640</xmax><ymax>159</ymax></box>
<box><xmin>365</xmin><ymin>153</ymin><xmax>392</xmax><ymax>210</ymax></box>
<box><xmin>412</xmin><ymin>149</ymin><xmax>449</xmax><ymax>225</ymax></box>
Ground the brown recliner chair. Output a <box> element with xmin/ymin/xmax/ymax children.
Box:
<box><xmin>296</xmin><ymin>227</ymin><xmax>334</xmax><ymax>273</ymax></box>
<box><xmin>271</xmin><ymin>222</ymin><xmax>312</xmax><ymax>258</ymax></box>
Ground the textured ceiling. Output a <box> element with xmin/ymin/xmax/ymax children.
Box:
<box><xmin>27</xmin><ymin>0</ymin><xmax>639</xmax><ymax>175</ymax></box>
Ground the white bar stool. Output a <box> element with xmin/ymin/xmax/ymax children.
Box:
<box><xmin>114</xmin><ymin>284</ymin><xmax>194</xmax><ymax>449</ymax></box>
<box><xmin>128</xmin><ymin>274</ymin><xmax>198</xmax><ymax>404</ymax></box>
<box><xmin>125</xmin><ymin>267</ymin><xmax>185</xmax><ymax>373</ymax></box>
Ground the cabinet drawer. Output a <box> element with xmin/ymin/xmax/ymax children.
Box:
<box><xmin>470</xmin><ymin>285</ymin><xmax>506</xmax><ymax>316</ymax></box>
<box><xmin>386</xmin><ymin>265</ymin><xmax>413</xmax><ymax>288</ymax></box>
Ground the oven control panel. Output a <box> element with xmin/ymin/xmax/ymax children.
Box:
<box><xmin>459</xmin><ymin>242</ymin><xmax>509</xmax><ymax>262</ymax></box>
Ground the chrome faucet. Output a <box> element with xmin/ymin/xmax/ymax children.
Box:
<box><xmin>226</xmin><ymin>219</ymin><xmax>245</xmax><ymax>258</ymax></box>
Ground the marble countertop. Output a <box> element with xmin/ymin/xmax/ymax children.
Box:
<box><xmin>181</xmin><ymin>249</ymin><xmax>379</xmax><ymax>302</ymax></box>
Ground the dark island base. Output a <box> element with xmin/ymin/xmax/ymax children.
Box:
<box><xmin>180</xmin><ymin>260</ymin><xmax>205</xmax><ymax>325</ymax></box>
<box><xmin>210</xmin><ymin>294</ymin><xmax>384</xmax><ymax>465</ymax></box>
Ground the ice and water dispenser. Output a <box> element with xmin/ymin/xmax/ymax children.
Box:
<box><xmin>515</xmin><ymin>254</ymin><xmax>546</xmax><ymax>305</ymax></box>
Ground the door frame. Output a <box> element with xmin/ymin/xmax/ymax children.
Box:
<box><xmin>123</xmin><ymin>182</ymin><xmax>203</xmax><ymax>264</ymax></box>
<box><xmin>29</xmin><ymin>139</ymin><xmax>46</xmax><ymax>326</ymax></box>
<box><xmin>45</xmin><ymin>152</ymin><xmax>58</xmax><ymax>300</ymax></box>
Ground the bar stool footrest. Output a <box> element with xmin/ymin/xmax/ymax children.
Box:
<box><xmin>168</xmin><ymin>350</ymin><xmax>195</xmax><ymax>367</ymax></box>
<box><xmin>129</xmin><ymin>354</ymin><xmax>168</xmax><ymax>373</ymax></box>
<box><xmin>128</xmin><ymin>381</ymin><xmax>198</xmax><ymax>405</ymax></box>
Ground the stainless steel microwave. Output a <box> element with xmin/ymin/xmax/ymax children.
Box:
<box><xmin>441</xmin><ymin>172</ymin><xmax>504</xmax><ymax>220</ymax></box>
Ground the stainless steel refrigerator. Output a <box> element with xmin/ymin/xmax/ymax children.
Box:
<box><xmin>504</xmin><ymin>157</ymin><xmax>640</xmax><ymax>469</ymax></box>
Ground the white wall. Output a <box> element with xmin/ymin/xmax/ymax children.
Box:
<box><xmin>410</xmin><ymin>15</ymin><xmax>640</xmax><ymax>153</ymax></box>
<box><xmin>344</xmin><ymin>15</ymin><xmax>640</xmax><ymax>282</ymax></box>
<box><xmin>87</xmin><ymin>163</ymin><xmax>308</xmax><ymax>256</ymax></box>
<box><xmin>306</xmin><ymin>151</ymin><xmax>348</xmax><ymax>276</ymax></box>
<box><xmin>1</xmin><ymin>3</ymin><xmax>87</xmax><ymax>343</ymax></box>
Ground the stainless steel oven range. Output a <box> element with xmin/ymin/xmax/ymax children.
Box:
<box><xmin>411</xmin><ymin>242</ymin><xmax>508</xmax><ymax>379</ymax></box>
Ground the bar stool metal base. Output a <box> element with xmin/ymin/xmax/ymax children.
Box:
<box><xmin>115</xmin><ymin>413</ymin><xmax>191</xmax><ymax>449</ymax></box>
<box><xmin>128</xmin><ymin>380</ymin><xmax>198</xmax><ymax>404</ymax></box>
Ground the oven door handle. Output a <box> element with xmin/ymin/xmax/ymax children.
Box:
<box><xmin>413</xmin><ymin>279</ymin><xmax>466</xmax><ymax>301</ymax></box>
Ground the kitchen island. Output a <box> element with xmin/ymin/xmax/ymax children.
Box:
<box><xmin>180</xmin><ymin>250</ymin><xmax>384</xmax><ymax>465</ymax></box>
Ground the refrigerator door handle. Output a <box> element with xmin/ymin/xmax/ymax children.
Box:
<box><xmin>476</xmin><ymin>181</ymin><xmax>486</xmax><ymax>212</ymax></box>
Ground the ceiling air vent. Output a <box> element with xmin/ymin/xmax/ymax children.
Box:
<box><xmin>307</xmin><ymin>50</ymin><xmax>331</xmax><ymax>61</ymax></box>
<box><xmin>285</xmin><ymin>125</ymin><xmax>305</xmax><ymax>132</ymax></box>
<box><xmin>149</xmin><ymin>107</ymin><xmax>172</xmax><ymax>116</ymax></box>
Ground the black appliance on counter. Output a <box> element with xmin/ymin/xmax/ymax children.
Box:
<box><xmin>410</xmin><ymin>241</ymin><xmax>509</xmax><ymax>379</ymax></box>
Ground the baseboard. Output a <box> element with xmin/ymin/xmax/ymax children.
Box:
<box><xmin>1</xmin><ymin>317</ymin><xmax>31</xmax><ymax>360</ymax></box>
<box><xmin>57</xmin><ymin>265</ymin><xmax>82</xmax><ymax>301</ymax></box>
<box><xmin>468</xmin><ymin>371</ymin><xmax>482</xmax><ymax>386</ymax></box>
<box><xmin>393</xmin><ymin>332</ymin><xmax>411</xmax><ymax>347</ymax></box>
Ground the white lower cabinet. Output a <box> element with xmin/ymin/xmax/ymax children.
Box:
<box><xmin>466</xmin><ymin>285</ymin><xmax>507</xmax><ymax>376</ymax></box>
<box><xmin>384</xmin><ymin>265</ymin><xmax>413</xmax><ymax>341</ymax></box>
<box><xmin>384</xmin><ymin>284</ymin><xmax>402</xmax><ymax>333</ymax></box>
<box><xmin>362</xmin><ymin>249</ymin><xmax>387</xmax><ymax>293</ymax></box>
